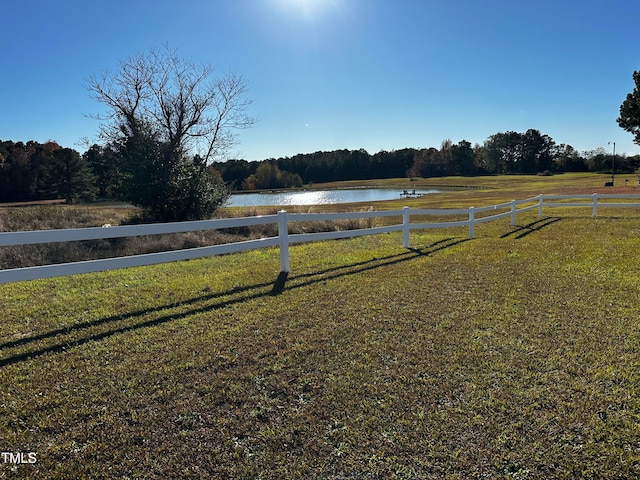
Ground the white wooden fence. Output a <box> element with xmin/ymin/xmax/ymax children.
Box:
<box><xmin>1</xmin><ymin>193</ymin><xmax>640</xmax><ymax>284</ymax></box>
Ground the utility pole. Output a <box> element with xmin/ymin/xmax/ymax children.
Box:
<box><xmin>608</xmin><ymin>141</ymin><xmax>616</xmax><ymax>185</ymax></box>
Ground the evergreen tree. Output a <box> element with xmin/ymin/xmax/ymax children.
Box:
<box><xmin>618</xmin><ymin>70</ymin><xmax>640</xmax><ymax>146</ymax></box>
<box><xmin>46</xmin><ymin>148</ymin><xmax>96</xmax><ymax>203</ymax></box>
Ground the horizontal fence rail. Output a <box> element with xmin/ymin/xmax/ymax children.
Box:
<box><xmin>1</xmin><ymin>193</ymin><xmax>639</xmax><ymax>284</ymax></box>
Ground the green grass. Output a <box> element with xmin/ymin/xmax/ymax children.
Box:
<box><xmin>320</xmin><ymin>172</ymin><xmax>639</xmax><ymax>209</ymax></box>
<box><xmin>2</xmin><ymin>175</ymin><xmax>640</xmax><ymax>478</ymax></box>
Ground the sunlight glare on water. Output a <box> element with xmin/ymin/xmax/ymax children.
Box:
<box><xmin>226</xmin><ymin>188</ymin><xmax>442</xmax><ymax>207</ymax></box>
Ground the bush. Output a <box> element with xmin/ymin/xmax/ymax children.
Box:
<box><xmin>115</xmin><ymin>125</ymin><xmax>230</xmax><ymax>223</ymax></box>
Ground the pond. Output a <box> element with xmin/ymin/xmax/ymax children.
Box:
<box><xmin>225</xmin><ymin>188</ymin><xmax>445</xmax><ymax>207</ymax></box>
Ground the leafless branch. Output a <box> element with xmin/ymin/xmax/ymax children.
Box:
<box><xmin>85</xmin><ymin>45</ymin><xmax>254</xmax><ymax>162</ymax></box>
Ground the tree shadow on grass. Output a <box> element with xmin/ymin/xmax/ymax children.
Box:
<box><xmin>0</xmin><ymin>238</ymin><xmax>467</xmax><ymax>368</ymax></box>
<box><xmin>500</xmin><ymin>217</ymin><xmax>562</xmax><ymax>239</ymax></box>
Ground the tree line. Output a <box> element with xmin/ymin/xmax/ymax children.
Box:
<box><xmin>2</xmin><ymin>129</ymin><xmax>639</xmax><ymax>205</ymax></box>
<box><xmin>217</xmin><ymin>129</ymin><xmax>640</xmax><ymax>190</ymax></box>
<box><xmin>0</xmin><ymin>140</ymin><xmax>95</xmax><ymax>204</ymax></box>
<box><xmin>0</xmin><ymin>139</ymin><xmax>227</xmax><ymax>210</ymax></box>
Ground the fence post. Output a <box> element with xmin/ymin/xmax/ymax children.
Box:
<box><xmin>277</xmin><ymin>210</ymin><xmax>290</xmax><ymax>273</ymax></box>
<box><xmin>468</xmin><ymin>206</ymin><xmax>475</xmax><ymax>239</ymax></box>
<box><xmin>402</xmin><ymin>206</ymin><xmax>410</xmax><ymax>248</ymax></box>
<box><xmin>538</xmin><ymin>194</ymin><xmax>544</xmax><ymax>216</ymax></box>
<box><xmin>592</xmin><ymin>193</ymin><xmax>598</xmax><ymax>217</ymax></box>
<box><xmin>510</xmin><ymin>200</ymin><xmax>516</xmax><ymax>226</ymax></box>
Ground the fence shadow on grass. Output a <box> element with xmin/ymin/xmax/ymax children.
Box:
<box><xmin>0</xmin><ymin>238</ymin><xmax>466</xmax><ymax>368</ymax></box>
<box><xmin>500</xmin><ymin>217</ymin><xmax>562</xmax><ymax>239</ymax></box>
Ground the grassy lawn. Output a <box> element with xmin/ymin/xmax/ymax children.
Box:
<box><xmin>2</xmin><ymin>174</ymin><xmax>640</xmax><ymax>478</ymax></box>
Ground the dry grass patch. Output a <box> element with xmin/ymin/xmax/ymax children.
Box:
<box><xmin>1</xmin><ymin>205</ymin><xmax>380</xmax><ymax>270</ymax></box>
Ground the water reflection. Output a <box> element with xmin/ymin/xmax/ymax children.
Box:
<box><xmin>226</xmin><ymin>188</ymin><xmax>443</xmax><ymax>207</ymax></box>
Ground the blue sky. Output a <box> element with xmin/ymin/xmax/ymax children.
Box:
<box><xmin>1</xmin><ymin>0</ymin><xmax>639</xmax><ymax>160</ymax></box>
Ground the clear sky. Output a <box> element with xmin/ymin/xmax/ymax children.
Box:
<box><xmin>1</xmin><ymin>0</ymin><xmax>639</xmax><ymax>160</ymax></box>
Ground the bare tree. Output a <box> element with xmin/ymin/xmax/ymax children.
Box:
<box><xmin>85</xmin><ymin>46</ymin><xmax>254</xmax><ymax>221</ymax></box>
<box><xmin>86</xmin><ymin>45</ymin><xmax>254</xmax><ymax>163</ymax></box>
